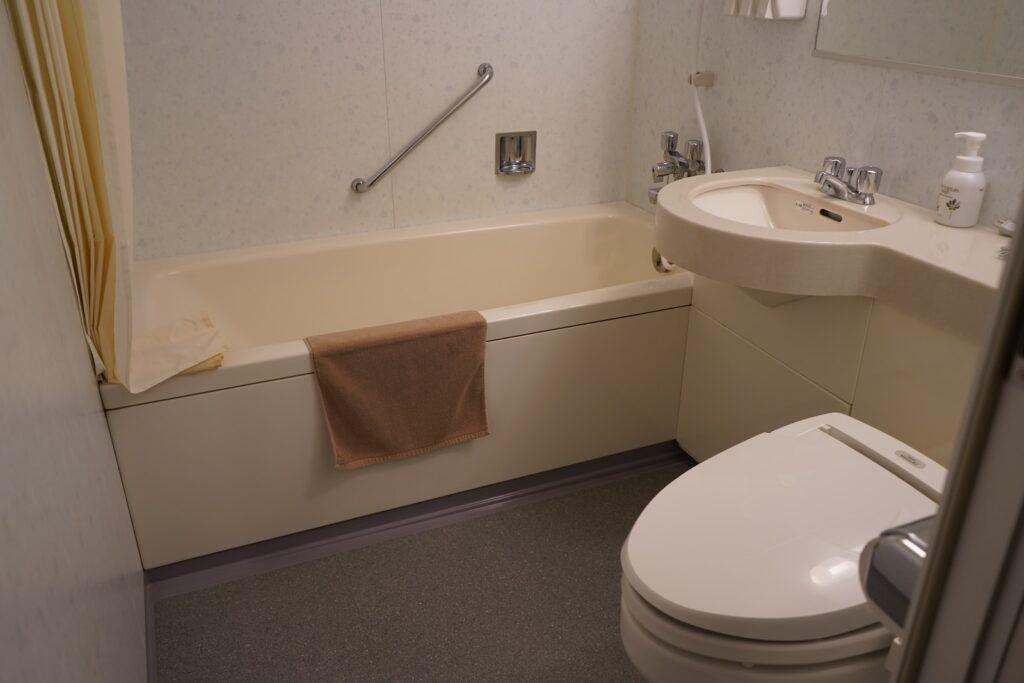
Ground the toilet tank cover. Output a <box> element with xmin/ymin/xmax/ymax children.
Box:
<box><xmin>622</xmin><ymin>413</ymin><xmax>942</xmax><ymax>641</ymax></box>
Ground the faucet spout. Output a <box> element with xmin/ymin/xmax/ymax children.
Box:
<box><xmin>818</xmin><ymin>174</ymin><xmax>853</xmax><ymax>201</ymax></box>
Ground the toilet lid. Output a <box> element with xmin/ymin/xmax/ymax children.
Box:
<box><xmin>622</xmin><ymin>416</ymin><xmax>939</xmax><ymax>642</ymax></box>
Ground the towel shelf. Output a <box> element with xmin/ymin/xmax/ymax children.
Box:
<box><xmin>351</xmin><ymin>63</ymin><xmax>494</xmax><ymax>193</ymax></box>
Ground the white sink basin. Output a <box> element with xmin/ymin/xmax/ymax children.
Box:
<box><xmin>655</xmin><ymin>167</ymin><xmax>1008</xmax><ymax>336</ymax></box>
<box><xmin>692</xmin><ymin>183</ymin><xmax>892</xmax><ymax>232</ymax></box>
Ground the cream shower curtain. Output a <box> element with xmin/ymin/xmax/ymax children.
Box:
<box><xmin>8</xmin><ymin>0</ymin><xmax>224</xmax><ymax>392</ymax></box>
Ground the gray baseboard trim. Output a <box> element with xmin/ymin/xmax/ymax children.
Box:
<box><xmin>144</xmin><ymin>583</ymin><xmax>157</xmax><ymax>683</ymax></box>
<box><xmin>146</xmin><ymin>441</ymin><xmax>691</xmax><ymax>603</ymax></box>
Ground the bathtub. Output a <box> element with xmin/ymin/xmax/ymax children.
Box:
<box><xmin>102</xmin><ymin>202</ymin><xmax>693</xmax><ymax>567</ymax></box>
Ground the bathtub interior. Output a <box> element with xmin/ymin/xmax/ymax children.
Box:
<box><xmin>133</xmin><ymin>203</ymin><xmax>667</xmax><ymax>351</ymax></box>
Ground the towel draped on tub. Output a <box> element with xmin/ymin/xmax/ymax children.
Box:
<box><xmin>305</xmin><ymin>310</ymin><xmax>489</xmax><ymax>470</ymax></box>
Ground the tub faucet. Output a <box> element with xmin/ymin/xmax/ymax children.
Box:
<box><xmin>815</xmin><ymin>156</ymin><xmax>883</xmax><ymax>206</ymax></box>
<box><xmin>648</xmin><ymin>131</ymin><xmax>704</xmax><ymax>204</ymax></box>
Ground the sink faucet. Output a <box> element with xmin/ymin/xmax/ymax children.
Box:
<box><xmin>815</xmin><ymin>156</ymin><xmax>883</xmax><ymax>206</ymax></box>
<box><xmin>648</xmin><ymin>131</ymin><xmax>704</xmax><ymax>203</ymax></box>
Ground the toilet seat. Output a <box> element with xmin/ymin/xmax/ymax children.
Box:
<box><xmin>622</xmin><ymin>413</ymin><xmax>943</xmax><ymax>643</ymax></box>
<box><xmin>621</xmin><ymin>578</ymin><xmax>892</xmax><ymax>667</ymax></box>
<box><xmin>620</xmin><ymin>602</ymin><xmax>889</xmax><ymax>683</ymax></box>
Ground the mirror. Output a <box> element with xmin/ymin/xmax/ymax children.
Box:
<box><xmin>814</xmin><ymin>0</ymin><xmax>1024</xmax><ymax>85</ymax></box>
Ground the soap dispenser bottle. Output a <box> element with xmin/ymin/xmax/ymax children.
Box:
<box><xmin>936</xmin><ymin>131</ymin><xmax>987</xmax><ymax>228</ymax></box>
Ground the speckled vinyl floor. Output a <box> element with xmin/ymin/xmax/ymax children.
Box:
<box><xmin>154</xmin><ymin>464</ymin><xmax>688</xmax><ymax>682</ymax></box>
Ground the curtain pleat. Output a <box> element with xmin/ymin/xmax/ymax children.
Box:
<box><xmin>56</xmin><ymin>0</ymin><xmax>116</xmax><ymax>373</ymax></box>
<box><xmin>10</xmin><ymin>0</ymin><xmax>115</xmax><ymax>378</ymax></box>
<box><xmin>8</xmin><ymin>0</ymin><xmax>225</xmax><ymax>393</ymax></box>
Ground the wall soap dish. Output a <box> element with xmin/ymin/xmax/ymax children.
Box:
<box><xmin>496</xmin><ymin>131</ymin><xmax>536</xmax><ymax>175</ymax></box>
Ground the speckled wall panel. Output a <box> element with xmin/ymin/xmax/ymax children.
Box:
<box><xmin>126</xmin><ymin>0</ymin><xmax>1022</xmax><ymax>254</ymax></box>
<box><xmin>0</xmin><ymin>7</ymin><xmax>146</xmax><ymax>681</ymax></box>
<box><xmin>124</xmin><ymin>0</ymin><xmax>638</xmax><ymax>258</ymax></box>
<box><xmin>624</xmin><ymin>0</ymin><xmax>703</xmax><ymax>208</ymax></box>
<box><xmin>627</xmin><ymin>0</ymin><xmax>1024</xmax><ymax>227</ymax></box>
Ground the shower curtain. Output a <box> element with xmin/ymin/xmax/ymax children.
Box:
<box><xmin>7</xmin><ymin>0</ymin><xmax>224</xmax><ymax>392</ymax></box>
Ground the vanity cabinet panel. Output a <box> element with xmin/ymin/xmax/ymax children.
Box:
<box><xmin>692</xmin><ymin>276</ymin><xmax>872</xmax><ymax>403</ymax></box>
<box><xmin>852</xmin><ymin>302</ymin><xmax>983</xmax><ymax>466</ymax></box>
<box><xmin>677</xmin><ymin>309</ymin><xmax>850</xmax><ymax>461</ymax></box>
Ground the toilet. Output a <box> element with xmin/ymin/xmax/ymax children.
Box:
<box><xmin>620</xmin><ymin>413</ymin><xmax>946</xmax><ymax>682</ymax></box>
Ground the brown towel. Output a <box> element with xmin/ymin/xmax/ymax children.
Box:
<box><xmin>305</xmin><ymin>311</ymin><xmax>489</xmax><ymax>470</ymax></box>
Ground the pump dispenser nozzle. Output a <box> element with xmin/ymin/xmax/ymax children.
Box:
<box><xmin>955</xmin><ymin>131</ymin><xmax>986</xmax><ymax>158</ymax></box>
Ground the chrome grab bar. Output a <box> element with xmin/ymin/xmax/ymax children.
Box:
<box><xmin>351</xmin><ymin>63</ymin><xmax>494</xmax><ymax>193</ymax></box>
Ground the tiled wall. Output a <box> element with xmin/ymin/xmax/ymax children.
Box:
<box><xmin>0</xmin><ymin>7</ymin><xmax>145</xmax><ymax>681</ymax></box>
<box><xmin>627</xmin><ymin>0</ymin><xmax>1024</xmax><ymax>226</ymax></box>
<box><xmin>123</xmin><ymin>0</ymin><xmax>637</xmax><ymax>259</ymax></box>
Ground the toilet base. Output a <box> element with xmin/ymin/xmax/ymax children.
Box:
<box><xmin>620</xmin><ymin>598</ymin><xmax>889</xmax><ymax>682</ymax></box>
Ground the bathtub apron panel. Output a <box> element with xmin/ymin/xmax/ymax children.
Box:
<box><xmin>108</xmin><ymin>308</ymin><xmax>689</xmax><ymax>568</ymax></box>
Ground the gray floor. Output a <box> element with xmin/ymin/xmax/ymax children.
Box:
<box><xmin>154</xmin><ymin>464</ymin><xmax>688</xmax><ymax>682</ymax></box>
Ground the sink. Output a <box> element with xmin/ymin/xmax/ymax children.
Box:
<box><xmin>692</xmin><ymin>183</ymin><xmax>892</xmax><ymax>232</ymax></box>
<box><xmin>654</xmin><ymin>166</ymin><xmax>1008</xmax><ymax>337</ymax></box>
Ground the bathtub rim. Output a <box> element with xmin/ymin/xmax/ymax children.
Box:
<box><xmin>102</xmin><ymin>202</ymin><xmax>693</xmax><ymax>410</ymax></box>
<box><xmin>135</xmin><ymin>201</ymin><xmax>653</xmax><ymax>277</ymax></box>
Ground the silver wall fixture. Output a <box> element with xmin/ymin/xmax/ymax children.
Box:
<box><xmin>495</xmin><ymin>131</ymin><xmax>536</xmax><ymax>175</ymax></box>
<box><xmin>352</xmin><ymin>63</ymin><xmax>494</xmax><ymax>193</ymax></box>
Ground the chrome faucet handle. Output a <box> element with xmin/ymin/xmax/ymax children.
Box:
<box><xmin>816</xmin><ymin>156</ymin><xmax>846</xmax><ymax>182</ymax></box>
<box><xmin>855</xmin><ymin>166</ymin><xmax>883</xmax><ymax>201</ymax></box>
<box><xmin>684</xmin><ymin>139</ymin><xmax>703</xmax><ymax>167</ymax></box>
<box><xmin>843</xmin><ymin>166</ymin><xmax>859</xmax><ymax>184</ymax></box>
<box><xmin>660</xmin><ymin>131</ymin><xmax>679</xmax><ymax>154</ymax></box>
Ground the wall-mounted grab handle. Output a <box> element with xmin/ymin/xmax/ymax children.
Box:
<box><xmin>351</xmin><ymin>63</ymin><xmax>494</xmax><ymax>193</ymax></box>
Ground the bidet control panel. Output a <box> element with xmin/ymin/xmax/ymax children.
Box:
<box><xmin>859</xmin><ymin>516</ymin><xmax>936</xmax><ymax>637</ymax></box>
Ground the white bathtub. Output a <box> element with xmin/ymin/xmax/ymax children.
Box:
<box><xmin>103</xmin><ymin>203</ymin><xmax>693</xmax><ymax>567</ymax></box>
